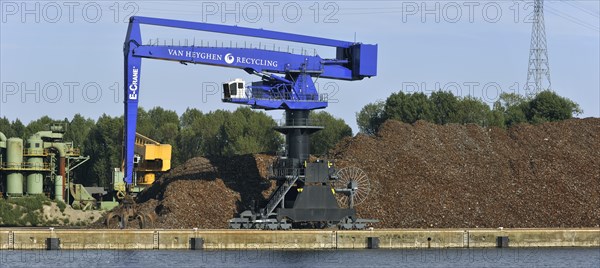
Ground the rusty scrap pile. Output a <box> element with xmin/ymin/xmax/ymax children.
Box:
<box><xmin>109</xmin><ymin>118</ymin><xmax>598</xmax><ymax>229</ymax></box>
<box><xmin>132</xmin><ymin>155</ymin><xmax>275</xmax><ymax>229</ymax></box>
<box><xmin>330</xmin><ymin>118</ymin><xmax>600</xmax><ymax>228</ymax></box>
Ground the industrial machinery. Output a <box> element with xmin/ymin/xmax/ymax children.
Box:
<box><xmin>0</xmin><ymin>125</ymin><xmax>168</xmax><ymax>227</ymax></box>
<box><xmin>70</xmin><ymin>183</ymin><xmax>106</xmax><ymax>210</ymax></box>
<box><xmin>105</xmin><ymin>132</ymin><xmax>171</xmax><ymax>227</ymax></box>
<box><xmin>0</xmin><ymin>124</ymin><xmax>89</xmax><ymax>202</ymax></box>
<box><xmin>105</xmin><ymin>195</ymin><xmax>156</xmax><ymax>229</ymax></box>
<box><xmin>113</xmin><ymin>132</ymin><xmax>172</xmax><ymax>198</ymax></box>
<box><xmin>65</xmin><ymin>131</ymin><xmax>170</xmax><ymax>213</ymax></box>
<box><xmin>121</xmin><ymin>16</ymin><xmax>378</xmax><ymax>229</ymax></box>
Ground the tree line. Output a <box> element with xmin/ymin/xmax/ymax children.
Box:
<box><xmin>0</xmin><ymin>90</ymin><xmax>581</xmax><ymax>187</ymax></box>
<box><xmin>356</xmin><ymin>90</ymin><xmax>582</xmax><ymax>135</ymax></box>
<box><xmin>0</xmin><ymin>107</ymin><xmax>352</xmax><ymax>187</ymax></box>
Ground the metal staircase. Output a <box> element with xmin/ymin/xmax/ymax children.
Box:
<box><xmin>263</xmin><ymin>175</ymin><xmax>299</xmax><ymax>217</ymax></box>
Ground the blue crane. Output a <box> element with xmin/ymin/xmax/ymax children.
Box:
<box><xmin>123</xmin><ymin>16</ymin><xmax>377</xmax><ymax>229</ymax></box>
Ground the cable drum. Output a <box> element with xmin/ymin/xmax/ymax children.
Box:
<box><xmin>333</xmin><ymin>166</ymin><xmax>371</xmax><ymax>208</ymax></box>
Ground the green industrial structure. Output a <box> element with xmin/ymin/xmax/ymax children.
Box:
<box><xmin>0</xmin><ymin>124</ymin><xmax>171</xmax><ymax>216</ymax></box>
<box><xmin>0</xmin><ymin>124</ymin><xmax>89</xmax><ymax>203</ymax></box>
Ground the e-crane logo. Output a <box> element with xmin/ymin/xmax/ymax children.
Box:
<box><xmin>224</xmin><ymin>53</ymin><xmax>235</xmax><ymax>64</ymax></box>
<box><xmin>129</xmin><ymin>66</ymin><xmax>139</xmax><ymax>100</ymax></box>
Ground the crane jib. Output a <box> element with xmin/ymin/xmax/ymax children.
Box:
<box><xmin>133</xmin><ymin>46</ymin><xmax>309</xmax><ymax>73</ymax></box>
<box><xmin>163</xmin><ymin>49</ymin><xmax>280</xmax><ymax>68</ymax></box>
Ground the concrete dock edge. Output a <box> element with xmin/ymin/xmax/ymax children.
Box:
<box><xmin>0</xmin><ymin>228</ymin><xmax>598</xmax><ymax>250</ymax></box>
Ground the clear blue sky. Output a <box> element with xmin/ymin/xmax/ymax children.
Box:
<box><xmin>1</xmin><ymin>1</ymin><xmax>599</xmax><ymax>133</ymax></box>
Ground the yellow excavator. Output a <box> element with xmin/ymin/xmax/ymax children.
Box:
<box><xmin>134</xmin><ymin>132</ymin><xmax>172</xmax><ymax>184</ymax></box>
<box><xmin>104</xmin><ymin>132</ymin><xmax>172</xmax><ymax>228</ymax></box>
<box><xmin>111</xmin><ymin>132</ymin><xmax>171</xmax><ymax>197</ymax></box>
<box><xmin>132</xmin><ymin>132</ymin><xmax>171</xmax><ymax>187</ymax></box>
<box><xmin>71</xmin><ymin>132</ymin><xmax>170</xmax><ymax>210</ymax></box>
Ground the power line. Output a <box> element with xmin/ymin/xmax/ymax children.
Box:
<box><xmin>560</xmin><ymin>1</ymin><xmax>600</xmax><ymax>18</ymax></box>
<box><xmin>519</xmin><ymin>0</ymin><xmax>599</xmax><ymax>32</ymax></box>
<box><xmin>546</xmin><ymin>3</ymin><xmax>600</xmax><ymax>31</ymax></box>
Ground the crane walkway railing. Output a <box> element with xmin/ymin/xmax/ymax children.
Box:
<box><xmin>263</xmin><ymin>175</ymin><xmax>299</xmax><ymax>217</ymax></box>
<box><xmin>65</xmin><ymin>148</ymin><xmax>80</xmax><ymax>156</ymax></box>
<box><xmin>23</xmin><ymin>148</ymin><xmax>49</xmax><ymax>156</ymax></box>
<box><xmin>237</xmin><ymin>88</ymin><xmax>328</xmax><ymax>103</ymax></box>
<box><xmin>276</xmin><ymin>118</ymin><xmax>324</xmax><ymax>127</ymax></box>
<box><xmin>21</xmin><ymin>148</ymin><xmax>80</xmax><ymax>156</ymax></box>
<box><xmin>145</xmin><ymin>38</ymin><xmax>319</xmax><ymax>56</ymax></box>
<box><xmin>0</xmin><ymin>162</ymin><xmax>50</xmax><ymax>171</ymax></box>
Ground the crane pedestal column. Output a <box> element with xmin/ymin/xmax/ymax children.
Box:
<box><xmin>275</xmin><ymin>110</ymin><xmax>322</xmax><ymax>161</ymax></box>
<box><xmin>229</xmin><ymin>110</ymin><xmax>356</xmax><ymax>229</ymax></box>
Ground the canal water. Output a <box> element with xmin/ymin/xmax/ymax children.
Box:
<box><xmin>1</xmin><ymin>248</ymin><xmax>598</xmax><ymax>267</ymax></box>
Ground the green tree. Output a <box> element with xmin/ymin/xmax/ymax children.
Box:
<box><xmin>180</xmin><ymin>108</ymin><xmax>203</xmax><ymax>129</ymax></box>
<box><xmin>384</xmin><ymin>92</ymin><xmax>432</xmax><ymax>123</ymax></box>
<box><xmin>24</xmin><ymin>116</ymin><xmax>55</xmax><ymax>137</ymax></box>
<box><xmin>0</xmin><ymin>117</ymin><xmax>15</xmax><ymax>138</ymax></box>
<box><xmin>177</xmin><ymin>108</ymin><xmax>205</xmax><ymax>162</ymax></box>
<box><xmin>488</xmin><ymin>102</ymin><xmax>506</xmax><ymax>128</ymax></box>
<box><xmin>526</xmin><ymin>90</ymin><xmax>582</xmax><ymax>123</ymax></box>
<box><xmin>499</xmin><ymin>92</ymin><xmax>526</xmax><ymax>107</ymax></box>
<box><xmin>63</xmin><ymin>114</ymin><xmax>96</xmax><ymax>185</ymax></box>
<box><xmin>454</xmin><ymin>96</ymin><xmax>491</xmax><ymax>126</ymax></box>
<box><xmin>497</xmin><ymin>93</ymin><xmax>528</xmax><ymax>127</ymax></box>
<box><xmin>200</xmin><ymin>110</ymin><xmax>229</xmax><ymax>156</ymax></box>
<box><xmin>135</xmin><ymin>107</ymin><xmax>180</xmax><ymax>142</ymax></box>
<box><xmin>430</xmin><ymin>91</ymin><xmax>459</xmax><ymax>125</ymax></box>
<box><xmin>143</xmin><ymin>107</ymin><xmax>180</xmax><ymax>165</ymax></box>
<box><xmin>221</xmin><ymin>107</ymin><xmax>282</xmax><ymax>156</ymax></box>
<box><xmin>11</xmin><ymin>119</ymin><xmax>26</xmax><ymax>138</ymax></box>
<box><xmin>135</xmin><ymin>107</ymin><xmax>152</xmax><ymax>137</ymax></box>
<box><xmin>356</xmin><ymin>101</ymin><xmax>385</xmax><ymax>135</ymax></box>
<box><xmin>82</xmin><ymin>114</ymin><xmax>123</xmax><ymax>186</ymax></box>
<box><xmin>310</xmin><ymin>111</ymin><xmax>353</xmax><ymax>155</ymax></box>
<box><xmin>63</xmin><ymin>114</ymin><xmax>95</xmax><ymax>153</ymax></box>
<box><xmin>176</xmin><ymin>107</ymin><xmax>282</xmax><ymax>159</ymax></box>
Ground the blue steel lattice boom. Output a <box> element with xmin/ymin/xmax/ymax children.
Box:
<box><xmin>123</xmin><ymin>16</ymin><xmax>377</xmax><ymax>229</ymax></box>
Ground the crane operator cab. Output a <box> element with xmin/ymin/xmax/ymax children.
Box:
<box><xmin>223</xmin><ymin>79</ymin><xmax>247</xmax><ymax>100</ymax></box>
